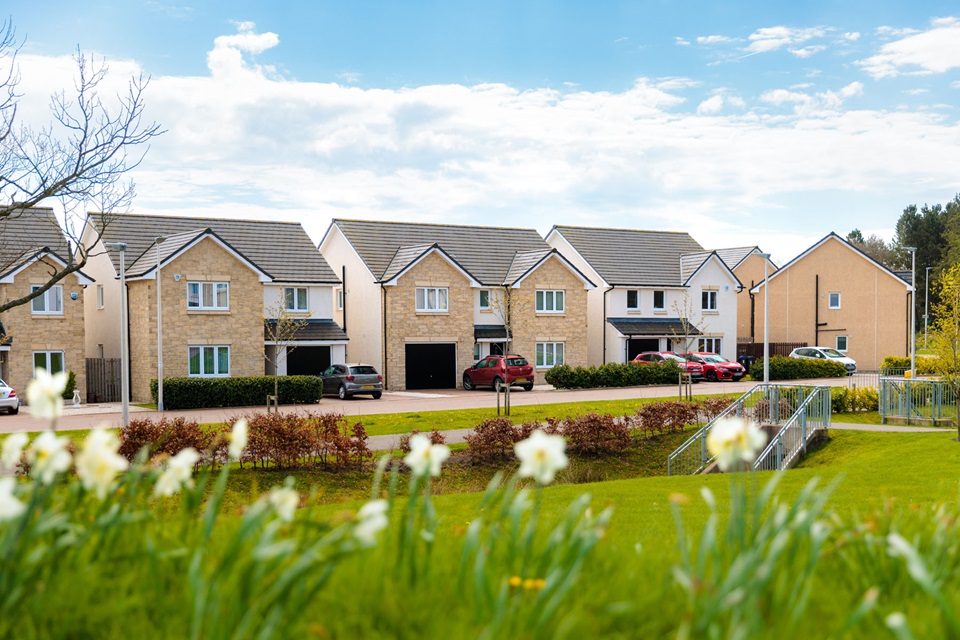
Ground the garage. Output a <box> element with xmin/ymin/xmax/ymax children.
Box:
<box><xmin>627</xmin><ymin>338</ymin><xmax>659</xmax><ymax>360</ymax></box>
<box><xmin>286</xmin><ymin>346</ymin><xmax>331</xmax><ymax>376</ymax></box>
<box><xmin>405</xmin><ymin>343</ymin><xmax>457</xmax><ymax>390</ymax></box>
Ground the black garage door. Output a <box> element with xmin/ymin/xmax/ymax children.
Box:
<box><xmin>286</xmin><ymin>346</ymin><xmax>331</xmax><ymax>376</ymax></box>
<box><xmin>627</xmin><ymin>338</ymin><xmax>659</xmax><ymax>361</ymax></box>
<box><xmin>405</xmin><ymin>343</ymin><xmax>456</xmax><ymax>390</ymax></box>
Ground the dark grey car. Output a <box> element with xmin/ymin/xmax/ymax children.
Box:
<box><xmin>320</xmin><ymin>364</ymin><xmax>383</xmax><ymax>400</ymax></box>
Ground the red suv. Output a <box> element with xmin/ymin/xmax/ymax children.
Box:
<box><xmin>680</xmin><ymin>352</ymin><xmax>746</xmax><ymax>382</ymax></box>
<box><xmin>463</xmin><ymin>355</ymin><xmax>535</xmax><ymax>391</ymax></box>
<box><xmin>632</xmin><ymin>351</ymin><xmax>703</xmax><ymax>382</ymax></box>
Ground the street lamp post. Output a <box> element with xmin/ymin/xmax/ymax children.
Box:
<box><xmin>905</xmin><ymin>246</ymin><xmax>917</xmax><ymax>378</ymax></box>
<box><xmin>155</xmin><ymin>237</ymin><xmax>166</xmax><ymax>412</ymax></box>
<box><xmin>758</xmin><ymin>252</ymin><xmax>772</xmax><ymax>386</ymax></box>
<box><xmin>924</xmin><ymin>265</ymin><xmax>932</xmax><ymax>349</ymax></box>
<box><xmin>105</xmin><ymin>242</ymin><xmax>129</xmax><ymax>427</ymax></box>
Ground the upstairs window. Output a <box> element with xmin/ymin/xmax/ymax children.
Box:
<box><xmin>653</xmin><ymin>290</ymin><xmax>665</xmax><ymax>310</ymax></box>
<box><xmin>416</xmin><ymin>287</ymin><xmax>448</xmax><ymax>312</ymax></box>
<box><xmin>829</xmin><ymin>292</ymin><xmax>841</xmax><ymax>309</ymax></box>
<box><xmin>536</xmin><ymin>290</ymin><xmax>564</xmax><ymax>313</ymax></box>
<box><xmin>836</xmin><ymin>335</ymin><xmax>848</xmax><ymax>351</ymax></box>
<box><xmin>96</xmin><ymin>284</ymin><xmax>104</xmax><ymax>309</ymax></box>
<box><xmin>336</xmin><ymin>289</ymin><xmax>344</xmax><ymax>310</ymax></box>
<box><xmin>702</xmin><ymin>290</ymin><xmax>718</xmax><ymax>312</ymax></box>
<box><xmin>479</xmin><ymin>290</ymin><xmax>490</xmax><ymax>310</ymax></box>
<box><xmin>284</xmin><ymin>287</ymin><xmax>308</xmax><ymax>312</ymax></box>
<box><xmin>626</xmin><ymin>290</ymin><xmax>639</xmax><ymax>310</ymax></box>
<box><xmin>31</xmin><ymin>285</ymin><xmax>63</xmax><ymax>315</ymax></box>
<box><xmin>187</xmin><ymin>282</ymin><xmax>229</xmax><ymax>310</ymax></box>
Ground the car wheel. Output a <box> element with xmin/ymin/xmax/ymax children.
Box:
<box><xmin>8</xmin><ymin>406</ymin><xmax>17</xmax><ymax>415</ymax></box>
<box><xmin>522</xmin><ymin>383</ymin><xmax>534</xmax><ymax>392</ymax></box>
<box><xmin>493</xmin><ymin>377</ymin><xmax>503</xmax><ymax>392</ymax></box>
<box><xmin>338</xmin><ymin>385</ymin><xmax>348</xmax><ymax>400</ymax></box>
<box><xmin>462</xmin><ymin>374</ymin><xmax>475</xmax><ymax>391</ymax></box>
<box><xmin>706</xmin><ymin>370</ymin><xmax>718</xmax><ymax>382</ymax></box>
<box><xmin>372</xmin><ymin>391</ymin><xmax>382</xmax><ymax>400</ymax></box>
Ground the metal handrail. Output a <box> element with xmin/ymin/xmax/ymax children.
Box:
<box><xmin>752</xmin><ymin>386</ymin><xmax>831</xmax><ymax>472</ymax></box>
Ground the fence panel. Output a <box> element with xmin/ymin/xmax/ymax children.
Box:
<box><xmin>86</xmin><ymin>358</ymin><xmax>122</xmax><ymax>403</ymax></box>
<box><xmin>736</xmin><ymin>342</ymin><xmax>807</xmax><ymax>359</ymax></box>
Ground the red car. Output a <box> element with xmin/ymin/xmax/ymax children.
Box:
<box><xmin>632</xmin><ymin>351</ymin><xmax>703</xmax><ymax>382</ymax></box>
<box><xmin>463</xmin><ymin>355</ymin><xmax>535</xmax><ymax>391</ymax></box>
<box><xmin>681</xmin><ymin>352</ymin><xmax>746</xmax><ymax>382</ymax></box>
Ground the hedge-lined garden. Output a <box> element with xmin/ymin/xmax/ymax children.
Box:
<box><xmin>150</xmin><ymin>375</ymin><xmax>322</xmax><ymax>410</ymax></box>
<box><xmin>545</xmin><ymin>361</ymin><xmax>682</xmax><ymax>389</ymax></box>
<box><xmin>748</xmin><ymin>356</ymin><xmax>847</xmax><ymax>380</ymax></box>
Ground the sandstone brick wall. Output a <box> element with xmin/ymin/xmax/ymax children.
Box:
<box><xmin>0</xmin><ymin>258</ymin><xmax>87</xmax><ymax>401</ymax></box>
<box><xmin>128</xmin><ymin>237</ymin><xmax>264</xmax><ymax>402</ymax></box>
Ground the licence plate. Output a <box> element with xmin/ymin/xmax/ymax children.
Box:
<box><xmin>514</xmin><ymin>378</ymin><xmax>528</xmax><ymax>383</ymax></box>
<box><xmin>361</xmin><ymin>385</ymin><xmax>374</xmax><ymax>389</ymax></box>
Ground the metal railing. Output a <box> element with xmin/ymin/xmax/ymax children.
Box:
<box><xmin>880</xmin><ymin>377</ymin><xmax>957</xmax><ymax>424</ymax></box>
<box><xmin>752</xmin><ymin>386</ymin><xmax>831</xmax><ymax>472</ymax></box>
<box><xmin>667</xmin><ymin>384</ymin><xmax>827</xmax><ymax>475</ymax></box>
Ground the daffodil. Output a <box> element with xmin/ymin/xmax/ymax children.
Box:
<box><xmin>154</xmin><ymin>448</ymin><xmax>200</xmax><ymax>497</ymax></box>
<box><xmin>515</xmin><ymin>430</ymin><xmax>568</xmax><ymax>485</ymax></box>
<box><xmin>26</xmin><ymin>368</ymin><xmax>68</xmax><ymax>420</ymax></box>
<box><xmin>1</xmin><ymin>432</ymin><xmax>29</xmax><ymax>470</ymax></box>
<box><xmin>706</xmin><ymin>416</ymin><xmax>766</xmax><ymax>472</ymax></box>
<box><xmin>354</xmin><ymin>499</ymin><xmax>389</xmax><ymax>546</ymax></box>
<box><xmin>267</xmin><ymin>486</ymin><xmax>299</xmax><ymax>522</ymax></box>
<box><xmin>403</xmin><ymin>434</ymin><xmax>450</xmax><ymax>478</ymax></box>
<box><xmin>0</xmin><ymin>477</ymin><xmax>26</xmax><ymax>521</ymax></box>
<box><xmin>27</xmin><ymin>431</ymin><xmax>72</xmax><ymax>485</ymax></box>
<box><xmin>75</xmin><ymin>429</ymin><xmax>129</xmax><ymax>499</ymax></box>
<box><xmin>228</xmin><ymin>418</ymin><xmax>248</xmax><ymax>461</ymax></box>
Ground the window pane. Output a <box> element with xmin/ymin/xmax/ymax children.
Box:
<box><xmin>536</xmin><ymin>291</ymin><xmax>544</xmax><ymax>311</ymax></box>
<box><xmin>188</xmin><ymin>283</ymin><xmax>200</xmax><ymax>308</ymax></box>
<box><xmin>627</xmin><ymin>290</ymin><xmax>638</xmax><ymax>309</ymax></box>
<box><xmin>480</xmin><ymin>290</ymin><xmax>489</xmax><ymax>308</ymax></box>
<box><xmin>654</xmin><ymin>291</ymin><xmax>665</xmax><ymax>309</ymax></box>
<box><xmin>203</xmin><ymin>347</ymin><xmax>214</xmax><ymax>375</ymax></box>
<box><xmin>285</xmin><ymin>288</ymin><xmax>294</xmax><ymax>309</ymax></box>
<box><xmin>416</xmin><ymin>288</ymin><xmax>425</xmax><ymax>310</ymax></box>
<box><xmin>545</xmin><ymin>343</ymin><xmax>555</xmax><ymax>366</ymax></box>
<box><xmin>49</xmin><ymin>352</ymin><xmax>64</xmax><ymax>373</ymax></box>
<box><xmin>438</xmin><ymin>288</ymin><xmax>448</xmax><ymax>310</ymax></box>
<box><xmin>189</xmin><ymin>347</ymin><xmax>200</xmax><ymax>375</ymax></box>
<box><xmin>49</xmin><ymin>287</ymin><xmax>62</xmax><ymax>312</ymax></box>
<box><xmin>427</xmin><ymin>288</ymin><xmax>436</xmax><ymax>310</ymax></box>
<box><xmin>536</xmin><ymin>342</ymin><xmax>545</xmax><ymax>367</ymax></box>
<box><xmin>34</xmin><ymin>352</ymin><xmax>46</xmax><ymax>371</ymax></box>
<box><xmin>555</xmin><ymin>291</ymin><xmax>564</xmax><ymax>311</ymax></box>
<box><xmin>32</xmin><ymin>295</ymin><xmax>44</xmax><ymax>312</ymax></box>
<box><xmin>217</xmin><ymin>347</ymin><xmax>229</xmax><ymax>374</ymax></box>
<box><xmin>297</xmin><ymin>288</ymin><xmax>307</xmax><ymax>310</ymax></box>
<box><xmin>556</xmin><ymin>343</ymin><xmax>564</xmax><ymax>365</ymax></box>
<box><xmin>216</xmin><ymin>283</ymin><xmax>228</xmax><ymax>308</ymax></box>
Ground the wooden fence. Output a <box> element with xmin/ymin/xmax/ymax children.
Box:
<box><xmin>736</xmin><ymin>342</ymin><xmax>807</xmax><ymax>359</ymax></box>
<box><xmin>86</xmin><ymin>358</ymin><xmax>122</xmax><ymax>403</ymax></box>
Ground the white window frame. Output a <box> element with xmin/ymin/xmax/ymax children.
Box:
<box><xmin>33</xmin><ymin>350</ymin><xmax>65</xmax><ymax>374</ymax></box>
<box><xmin>653</xmin><ymin>290</ymin><xmax>665</xmax><ymax>311</ymax></box>
<box><xmin>626</xmin><ymin>290</ymin><xmax>639</xmax><ymax>310</ymax></box>
<box><xmin>31</xmin><ymin>285</ymin><xmax>63</xmax><ymax>315</ymax></box>
<box><xmin>701</xmin><ymin>290</ymin><xmax>718</xmax><ymax>312</ymax></box>
<box><xmin>187</xmin><ymin>282</ymin><xmax>230</xmax><ymax>311</ymax></box>
<box><xmin>284</xmin><ymin>286</ymin><xmax>308</xmax><ymax>312</ymax></box>
<box><xmin>479</xmin><ymin>290</ymin><xmax>491</xmax><ymax>310</ymax></box>
<box><xmin>836</xmin><ymin>335</ymin><xmax>848</xmax><ymax>352</ymax></box>
<box><xmin>416</xmin><ymin>287</ymin><xmax>448</xmax><ymax>312</ymax></box>
<box><xmin>96</xmin><ymin>284</ymin><xmax>104</xmax><ymax>309</ymax></box>
<box><xmin>536</xmin><ymin>341</ymin><xmax>565</xmax><ymax>368</ymax></box>
<box><xmin>698</xmin><ymin>337</ymin><xmax>722</xmax><ymax>353</ymax></box>
<box><xmin>536</xmin><ymin>290</ymin><xmax>565</xmax><ymax>313</ymax></box>
<box><xmin>188</xmin><ymin>345</ymin><xmax>230</xmax><ymax>377</ymax></box>
<box><xmin>829</xmin><ymin>292</ymin><xmax>841</xmax><ymax>309</ymax></box>
<box><xmin>336</xmin><ymin>289</ymin><xmax>344</xmax><ymax>310</ymax></box>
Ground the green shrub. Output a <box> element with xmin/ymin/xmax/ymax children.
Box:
<box><xmin>748</xmin><ymin>356</ymin><xmax>847</xmax><ymax>381</ymax></box>
<box><xmin>881</xmin><ymin>355</ymin><xmax>940</xmax><ymax>375</ymax></box>
<box><xmin>151</xmin><ymin>375</ymin><xmax>322</xmax><ymax>410</ymax></box>
<box><xmin>61</xmin><ymin>370</ymin><xmax>77</xmax><ymax>400</ymax></box>
<box><xmin>545</xmin><ymin>361</ymin><xmax>681</xmax><ymax>389</ymax></box>
<box><xmin>831</xmin><ymin>386</ymin><xmax>879</xmax><ymax>413</ymax></box>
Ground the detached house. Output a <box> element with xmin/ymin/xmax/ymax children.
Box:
<box><xmin>83</xmin><ymin>214</ymin><xmax>346</xmax><ymax>403</ymax></box>
<box><xmin>319</xmin><ymin>220</ymin><xmax>594</xmax><ymax>390</ymax></box>
<box><xmin>0</xmin><ymin>208</ymin><xmax>92</xmax><ymax>399</ymax></box>
<box><xmin>712</xmin><ymin>247</ymin><xmax>778</xmax><ymax>343</ymax></box>
<box><xmin>750</xmin><ymin>232</ymin><xmax>911</xmax><ymax>370</ymax></box>
<box><xmin>545</xmin><ymin>226</ymin><xmax>742</xmax><ymax>365</ymax></box>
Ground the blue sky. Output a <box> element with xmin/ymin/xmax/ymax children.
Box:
<box><xmin>9</xmin><ymin>1</ymin><xmax>960</xmax><ymax>263</ymax></box>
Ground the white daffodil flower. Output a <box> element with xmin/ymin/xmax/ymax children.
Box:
<box><xmin>75</xmin><ymin>429</ymin><xmax>129</xmax><ymax>499</ymax></box>
<box><xmin>0</xmin><ymin>477</ymin><xmax>26</xmax><ymax>522</ymax></box>
<box><xmin>28</xmin><ymin>431</ymin><xmax>72</xmax><ymax>485</ymax></box>
<box><xmin>1</xmin><ymin>432</ymin><xmax>29</xmax><ymax>470</ymax></box>
<box><xmin>403</xmin><ymin>434</ymin><xmax>450</xmax><ymax>478</ymax></box>
<box><xmin>154</xmin><ymin>448</ymin><xmax>201</xmax><ymax>497</ymax></box>
<box><xmin>515</xmin><ymin>430</ymin><xmax>568</xmax><ymax>485</ymax></box>
<box><xmin>26</xmin><ymin>368</ymin><xmax>68</xmax><ymax>420</ymax></box>
<box><xmin>267</xmin><ymin>486</ymin><xmax>299</xmax><ymax>523</ymax></box>
<box><xmin>706</xmin><ymin>416</ymin><xmax>766</xmax><ymax>472</ymax></box>
<box><xmin>354</xmin><ymin>499</ymin><xmax>389</xmax><ymax>546</ymax></box>
<box><xmin>228</xmin><ymin>418</ymin><xmax>248</xmax><ymax>461</ymax></box>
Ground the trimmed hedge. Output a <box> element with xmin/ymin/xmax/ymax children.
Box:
<box><xmin>748</xmin><ymin>356</ymin><xmax>847</xmax><ymax>381</ymax></box>
<box><xmin>150</xmin><ymin>375</ymin><xmax>322</xmax><ymax>410</ymax></box>
<box><xmin>881</xmin><ymin>355</ymin><xmax>941</xmax><ymax>375</ymax></box>
<box><xmin>544</xmin><ymin>362</ymin><xmax>682</xmax><ymax>390</ymax></box>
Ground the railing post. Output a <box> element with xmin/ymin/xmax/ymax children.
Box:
<box><xmin>905</xmin><ymin>380</ymin><xmax>912</xmax><ymax>425</ymax></box>
<box><xmin>776</xmin><ymin>437</ymin><xmax>783</xmax><ymax>470</ymax></box>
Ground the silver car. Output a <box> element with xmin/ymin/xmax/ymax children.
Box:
<box><xmin>320</xmin><ymin>364</ymin><xmax>383</xmax><ymax>400</ymax></box>
<box><xmin>0</xmin><ymin>378</ymin><xmax>20</xmax><ymax>414</ymax></box>
<box><xmin>789</xmin><ymin>347</ymin><xmax>857</xmax><ymax>375</ymax></box>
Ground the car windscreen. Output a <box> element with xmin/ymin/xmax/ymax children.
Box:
<box><xmin>703</xmin><ymin>355</ymin><xmax>727</xmax><ymax>363</ymax></box>
<box><xmin>350</xmin><ymin>366</ymin><xmax>378</xmax><ymax>375</ymax></box>
<box><xmin>663</xmin><ymin>354</ymin><xmax>684</xmax><ymax>362</ymax></box>
<box><xmin>506</xmin><ymin>358</ymin><xmax>528</xmax><ymax>366</ymax></box>
<box><xmin>0</xmin><ymin>378</ymin><xmax>6</xmax><ymax>387</ymax></box>
<box><xmin>821</xmin><ymin>349</ymin><xmax>844</xmax><ymax>358</ymax></box>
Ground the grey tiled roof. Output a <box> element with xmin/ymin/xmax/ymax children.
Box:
<box><xmin>0</xmin><ymin>208</ymin><xmax>73</xmax><ymax>274</ymax></box>
<box><xmin>680</xmin><ymin>251</ymin><xmax>711</xmax><ymax>282</ymax></box>
<box><xmin>504</xmin><ymin>249</ymin><xmax>552</xmax><ymax>284</ymax></box>
<box><xmin>551</xmin><ymin>226</ymin><xmax>704</xmax><ymax>286</ymax></box>
<box><xmin>264</xmin><ymin>319</ymin><xmax>348</xmax><ymax>342</ymax></box>
<box><xmin>126</xmin><ymin>228</ymin><xmax>211</xmax><ymax>276</ymax></box>
<box><xmin>93</xmin><ymin>213</ymin><xmax>340</xmax><ymax>284</ymax></box>
<box><xmin>607</xmin><ymin>317</ymin><xmax>702</xmax><ymax>337</ymax></box>
<box><xmin>381</xmin><ymin>244</ymin><xmax>444</xmax><ymax>282</ymax></box>
<box><xmin>332</xmin><ymin>219</ymin><xmax>550</xmax><ymax>285</ymax></box>
<box><xmin>713</xmin><ymin>246</ymin><xmax>760</xmax><ymax>270</ymax></box>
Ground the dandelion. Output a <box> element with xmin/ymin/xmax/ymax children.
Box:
<box><xmin>267</xmin><ymin>486</ymin><xmax>300</xmax><ymax>523</ymax></box>
<box><xmin>515</xmin><ymin>430</ymin><xmax>568</xmax><ymax>485</ymax></box>
<box><xmin>508</xmin><ymin>576</ymin><xmax>522</xmax><ymax>588</ymax></box>
<box><xmin>26</xmin><ymin>368</ymin><xmax>68</xmax><ymax>420</ymax></box>
<box><xmin>403</xmin><ymin>434</ymin><xmax>450</xmax><ymax>478</ymax></box>
<box><xmin>154</xmin><ymin>448</ymin><xmax>200</xmax><ymax>497</ymax></box>
<box><xmin>0</xmin><ymin>477</ymin><xmax>26</xmax><ymax>521</ymax></box>
<box><xmin>1</xmin><ymin>432</ymin><xmax>29</xmax><ymax>469</ymax></box>
<box><xmin>228</xmin><ymin>418</ymin><xmax>248</xmax><ymax>461</ymax></box>
<box><xmin>354</xmin><ymin>499</ymin><xmax>388</xmax><ymax>546</ymax></box>
<box><xmin>75</xmin><ymin>429</ymin><xmax>129</xmax><ymax>499</ymax></box>
<box><xmin>27</xmin><ymin>431</ymin><xmax>72</xmax><ymax>485</ymax></box>
<box><xmin>706</xmin><ymin>416</ymin><xmax>766</xmax><ymax>472</ymax></box>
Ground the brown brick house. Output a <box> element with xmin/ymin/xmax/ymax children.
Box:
<box><xmin>0</xmin><ymin>208</ymin><xmax>92</xmax><ymax>401</ymax></box>
<box><xmin>319</xmin><ymin>220</ymin><xmax>594</xmax><ymax>390</ymax></box>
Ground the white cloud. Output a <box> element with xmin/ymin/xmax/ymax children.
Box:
<box><xmin>675</xmin><ymin>36</ymin><xmax>691</xmax><ymax>46</ymax></box>
<box><xmin>789</xmin><ymin>45</ymin><xmax>826</xmax><ymax>58</ymax></box>
<box><xmin>858</xmin><ymin>17</ymin><xmax>960</xmax><ymax>78</ymax></box>
<box><xmin>337</xmin><ymin>71</ymin><xmax>361</xmax><ymax>84</ymax></box>
<box><xmin>876</xmin><ymin>26</ymin><xmax>920</xmax><ymax>38</ymax></box>
<box><xmin>746</xmin><ymin>26</ymin><xmax>827</xmax><ymax>54</ymax></box>
<box><xmin>843</xmin><ymin>32</ymin><xmax>861</xmax><ymax>41</ymax></box>
<box><xmin>697</xmin><ymin>95</ymin><xmax>724</xmax><ymax>115</ymax></box>
<box><xmin>904</xmin><ymin>88</ymin><xmax>929</xmax><ymax>95</ymax></box>
<box><xmin>697</xmin><ymin>35</ymin><xmax>734</xmax><ymax>45</ymax></box>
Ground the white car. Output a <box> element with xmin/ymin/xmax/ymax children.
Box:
<box><xmin>788</xmin><ymin>347</ymin><xmax>857</xmax><ymax>375</ymax></box>
<box><xmin>0</xmin><ymin>378</ymin><xmax>20</xmax><ymax>414</ymax></box>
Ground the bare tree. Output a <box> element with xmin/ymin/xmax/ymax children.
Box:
<box><xmin>263</xmin><ymin>300</ymin><xmax>309</xmax><ymax>403</ymax></box>
<box><xmin>0</xmin><ymin>18</ymin><xmax>162</xmax><ymax>313</ymax></box>
<box><xmin>669</xmin><ymin>293</ymin><xmax>704</xmax><ymax>354</ymax></box>
<box><xmin>487</xmin><ymin>286</ymin><xmax>530</xmax><ymax>354</ymax></box>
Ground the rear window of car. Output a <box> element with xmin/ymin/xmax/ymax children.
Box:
<box><xmin>350</xmin><ymin>366</ymin><xmax>378</xmax><ymax>375</ymax></box>
<box><xmin>0</xmin><ymin>378</ymin><xmax>7</xmax><ymax>387</ymax></box>
<box><xmin>506</xmin><ymin>357</ymin><xmax>528</xmax><ymax>366</ymax></box>
<box><xmin>703</xmin><ymin>355</ymin><xmax>726</xmax><ymax>363</ymax></box>
<box><xmin>663</xmin><ymin>354</ymin><xmax>684</xmax><ymax>362</ymax></box>
<box><xmin>821</xmin><ymin>349</ymin><xmax>844</xmax><ymax>358</ymax></box>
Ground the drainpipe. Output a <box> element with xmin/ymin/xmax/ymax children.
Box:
<box><xmin>381</xmin><ymin>283</ymin><xmax>387</xmax><ymax>389</ymax></box>
<box><xmin>749</xmin><ymin>279</ymin><xmax>756</xmax><ymax>341</ymax></box>
<box><xmin>341</xmin><ymin>265</ymin><xmax>347</xmax><ymax>335</ymax></box>
<box><xmin>603</xmin><ymin>285</ymin><xmax>614</xmax><ymax>364</ymax></box>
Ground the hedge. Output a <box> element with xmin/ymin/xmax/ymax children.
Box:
<box><xmin>880</xmin><ymin>355</ymin><xmax>941</xmax><ymax>376</ymax></box>
<box><xmin>748</xmin><ymin>356</ymin><xmax>847</xmax><ymax>381</ymax></box>
<box><xmin>544</xmin><ymin>362</ymin><xmax>682</xmax><ymax>390</ymax></box>
<box><xmin>150</xmin><ymin>375</ymin><xmax>322</xmax><ymax>410</ymax></box>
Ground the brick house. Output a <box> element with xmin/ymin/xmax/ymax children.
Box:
<box><xmin>319</xmin><ymin>220</ymin><xmax>594</xmax><ymax>390</ymax></box>
<box><xmin>0</xmin><ymin>208</ymin><xmax>92</xmax><ymax>400</ymax></box>
<box><xmin>749</xmin><ymin>232</ymin><xmax>911</xmax><ymax>370</ymax></box>
<box><xmin>545</xmin><ymin>226</ymin><xmax>742</xmax><ymax>364</ymax></box>
<box><xmin>83</xmin><ymin>214</ymin><xmax>346</xmax><ymax>403</ymax></box>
